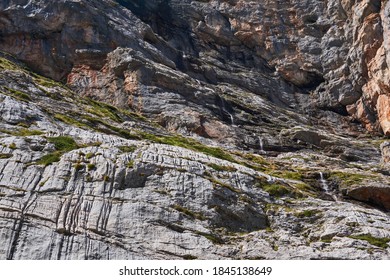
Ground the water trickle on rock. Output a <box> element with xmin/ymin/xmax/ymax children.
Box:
<box><xmin>320</xmin><ymin>172</ymin><xmax>338</xmax><ymax>201</ymax></box>
<box><xmin>220</xmin><ymin>97</ymin><xmax>234</xmax><ymax>125</ymax></box>
<box><xmin>258</xmin><ymin>136</ymin><xmax>266</xmax><ymax>154</ymax></box>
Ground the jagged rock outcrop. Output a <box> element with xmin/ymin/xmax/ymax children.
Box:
<box><xmin>1</xmin><ymin>0</ymin><xmax>390</xmax><ymax>260</ymax></box>
<box><xmin>2</xmin><ymin>0</ymin><xmax>390</xmax><ymax>135</ymax></box>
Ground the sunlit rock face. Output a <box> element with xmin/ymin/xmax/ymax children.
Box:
<box><xmin>1</xmin><ymin>0</ymin><xmax>390</xmax><ymax>260</ymax></box>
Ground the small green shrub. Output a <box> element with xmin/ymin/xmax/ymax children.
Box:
<box><xmin>37</xmin><ymin>152</ymin><xmax>61</xmax><ymax>166</ymax></box>
<box><xmin>172</xmin><ymin>204</ymin><xmax>206</xmax><ymax>221</ymax></box>
<box><xmin>320</xmin><ymin>238</ymin><xmax>333</xmax><ymax>243</ymax></box>
<box><xmin>85</xmin><ymin>153</ymin><xmax>95</xmax><ymax>160</ymax></box>
<box><xmin>48</xmin><ymin>136</ymin><xmax>78</xmax><ymax>152</ymax></box>
<box><xmin>88</xmin><ymin>99</ymin><xmax>122</xmax><ymax>122</ymax></box>
<box><xmin>37</xmin><ymin>136</ymin><xmax>78</xmax><ymax>166</ymax></box>
<box><xmin>4</xmin><ymin>87</ymin><xmax>31</xmax><ymax>101</ymax></box>
<box><xmin>294</xmin><ymin>209</ymin><xmax>320</xmax><ymax>218</ymax></box>
<box><xmin>15</xmin><ymin>129</ymin><xmax>43</xmax><ymax>136</ymax></box>
<box><xmin>263</xmin><ymin>184</ymin><xmax>291</xmax><ymax>198</ymax></box>
<box><xmin>31</xmin><ymin>72</ymin><xmax>65</xmax><ymax>89</ymax></box>
<box><xmin>118</xmin><ymin>145</ymin><xmax>137</xmax><ymax>153</ymax></box>
<box><xmin>0</xmin><ymin>56</ymin><xmax>19</xmax><ymax>71</ymax></box>
<box><xmin>0</xmin><ymin>153</ymin><xmax>12</xmax><ymax>159</ymax></box>
<box><xmin>140</xmin><ymin>133</ymin><xmax>237</xmax><ymax>163</ymax></box>
<box><xmin>8</xmin><ymin>143</ymin><xmax>17</xmax><ymax>149</ymax></box>
<box><xmin>54</xmin><ymin>114</ymin><xmax>89</xmax><ymax>129</ymax></box>
<box><xmin>74</xmin><ymin>163</ymin><xmax>85</xmax><ymax>171</ymax></box>
<box><xmin>271</xmin><ymin>170</ymin><xmax>303</xmax><ymax>181</ymax></box>
<box><xmin>330</xmin><ymin>172</ymin><xmax>368</xmax><ymax>187</ymax></box>
<box><xmin>126</xmin><ymin>160</ymin><xmax>134</xmax><ymax>169</ymax></box>
<box><xmin>87</xmin><ymin>163</ymin><xmax>96</xmax><ymax>171</ymax></box>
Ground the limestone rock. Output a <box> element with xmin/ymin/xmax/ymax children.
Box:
<box><xmin>1</xmin><ymin>0</ymin><xmax>390</xmax><ymax>261</ymax></box>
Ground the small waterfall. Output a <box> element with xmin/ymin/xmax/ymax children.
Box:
<box><xmin>220</xmin><ymin>97</ymin><xmax>234</xmax><ymax>125</ymax></box>
<box><xmin>228</xmin><ymin>112</ymin><xmax>234</xmax><ymax>125</ymax></box>
<box><xmin>319</xmin><ymin>172</ymin><xmax>338</xmax><ymax>201</ymax></box>
<box><xmin>258</xmin><ymin>137</ymin><xmax>266</xmax><ymax>154</ymax></box>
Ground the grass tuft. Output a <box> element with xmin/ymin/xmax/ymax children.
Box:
<box><xmin>350</xmin><ymin>234</ymin><xmax>390</xmax><ymax>249</ymax></box>
<box><xmin>47</xmin><ymin>136</ymin><xmax>78</xmax><ymax>152</ymax></box>
<box><xmin>172</xmin><ymin>204</ymin><xmax>206</xmax><ymax>221</ymax></box>
<box><xmin>37</xmin><ymin>152</ymin><xmax>61</xmax><ymax>166</ymax></box>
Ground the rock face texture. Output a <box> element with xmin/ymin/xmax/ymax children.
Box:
<box><xmin>0</xmin><ymin>0</ymin><xmax>390</xmax><ymax>260</ymax></box>
<box><xmin>2</xmin><ymin>0</ymin><xmax>390</xmax><ymax>136</ymax></box>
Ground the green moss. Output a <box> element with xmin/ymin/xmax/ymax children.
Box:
<box><xmin>294</xmin><ymin>182</ymin><xmax>314</xmax><ymax>192</ymax></box>
<box><xmin>241</xmin><ymin>153</ymin><xmax>268</xmax><ymax>165</ymax></box>
<box><xmin>102</xmin><ymin>123</ymin><xmax>140</xmax><ymax>140</ymax></box>
<box><xmin>0</xmin><ymin>128</ymin><xmax>43</xmax><ymax>137</ymax></box>
<box><xmin>74</xmin><ymin>163</ymin><xmax>85</xmax><ymax>171</ymax></box>
<box><xmin>37</xmin><ymin>152</ymin><xmax>61</xmax><ymax>166</ymax></box>
<box><xmin>271</xmin><ymin>170</ymin><xmax>303</xmax><ymax>181</ymax></box>
<box><xmin>36</xmin><ymin>137</ymin><xmax>78</xmax><ymax>166</ymax></box>
<box><xmin>0</xmin><ymin>153</ymin><xmax>13</xmax><ymax>159</ymax></box>
<box><xmin>118</xmin><ymin>145</ymin><xmax>137</xmax><ymax>153</ymax></box>
<box><xmin>329</xmin><ymin>172</ymin><xmax>368</xmax><ymax>187</ymax></box>
<box><xmin>14</xmin><ymin>128</ymin><xmax>43</xmax><ymax>136</ymax></box>
<box><xmin>232</xmin><ymin>152</ymin><xmax>274</xmax><ymax>173</ymax></box>
<box><xmin>39</xmin><ymin>178</ymin><xmax>49</xmax><ymax>187</ymax></box>
<box><xmin>265</xmin><ymin>227</ymin><xmax>274</xmax><ymax>233</ymax></box>
<box><xmin>103</xmin><ymin>175</ymin><xmax>110</xmax><ymax>182</ymax></box>
<box><xmin>126</xmin><ymin>160</ymin><xmax>134</xmax><ymax>169</ymax></box>
<box><xmin>0</xmin><ymin>57</ymin><xmax>19</xmax><ymax>71</ymax></box>
<box><xmin>87</xmin><ymin>163</ymin><xmax>96</xmax><ymax>171</ymax></box>
<box><xmin>350</xmin><ymin>234</ymin><xmax>390</xmax><ymax>249</ymax></box>
<box><xmin>263</xmin><ymin>184</ymin><xmax>291</xmax><ymax>198</ymax></box>
<box><xmin>30</xmin><ymin>72</ymin><xmax>66</xmax><ymax>89</ymax></box>
<box><xmin>140</xmin><ymin>133</ymin><xmax>237</xmax><ymax>163</ymax></box>
<box><xmin>3</xmin><ymin>86</ymin><xmax>31</xmax><ymax>101</ymax></box>
<box><xmin>291</xmin><ymin>182</ymin><xmax>316</xmax><ymax>197</ymax></box>
<box><xmin>320</xmin><ymin>237</ymin><xmax>333</xmax><ymax>243</ymax></box>
<box><xmin>54</xmin><ymin>114</ymin><xmax>89</xmax><ymax>129</ymax></box>
<box><xmin>172</xmin><ymin>204</ymin><xmax>206</xmax><ymax>221</ymax></box>
<box><xmin>8</xmin><ymin>143</ymin><xmax>17</xmax><ymax>149</ymax></box>
<box><xmin>85</xmin><ymin>174</ymin><xmax>93</xmax><ymax>182</ymax></box>
<box><xmin>88</xmin><ymin>99</ymin><xmax>122</xmax><ymax>122</ymax></box>
<box><xmin>85</xmin><ymin>153</ymin><xmax>95</xmax><ymax>160</ymax></box>
<box><xmin>294</xmin><ymin>209</ymin><xmax>321</xmax><ymax>218</ymax></box>
<box><xmin>48</xmin><ymin>136</ymin><xmax>78</xmax><ymax>152</ymax></box>
<box><xmin>17</xmin><ymin>122</ymin><xmax>30</xmax><ymax>128</ymax></box>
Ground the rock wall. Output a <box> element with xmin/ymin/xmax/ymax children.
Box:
<box><xmin>1</xmin><ymin>0</ymin><xmax>390</xmax><ymax>260</ymax></box>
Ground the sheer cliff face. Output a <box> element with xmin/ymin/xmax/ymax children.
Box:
<box><xmin>1</xmin><ymin>0</ymin><xmax>390</xmax><ymax>136</ymax></box>
<box><xmin>1</xmin><ymin>0</ymin><xmax>390</xmax><ymax>260</ymax></box>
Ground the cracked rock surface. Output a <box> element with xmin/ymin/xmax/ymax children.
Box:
<box><xmin>0</xmin><ymin>0</ymin><xmax>390</xmax><ymax>259</ymax></box>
